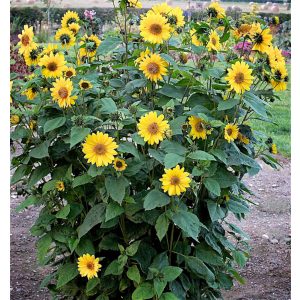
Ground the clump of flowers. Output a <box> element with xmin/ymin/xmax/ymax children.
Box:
<box><xmin>10</xmin><ymin>1</ymin><xmax>287</xmax><ymax>299</ymax></box>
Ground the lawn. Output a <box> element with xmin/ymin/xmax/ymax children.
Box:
<box><xmin>250</xmin><ymin>64</ymin><xmax>291</xmax><ymax>157</ymax></box>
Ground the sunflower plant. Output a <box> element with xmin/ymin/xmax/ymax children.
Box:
<box><xmin>10</xmin><ymin>1</ymin><xmax>287</xmax><ymax>299</ymax></box>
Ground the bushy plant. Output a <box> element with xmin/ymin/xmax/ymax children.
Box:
<box><xmin>10</xmin><ymin>1</ymin><xmax>288</xmax><ymax>299</ymax></box>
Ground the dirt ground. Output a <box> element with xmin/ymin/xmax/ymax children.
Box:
<box><xmin>10</xmin><ymin>156</ymin><xmax>291</xmax><ymax>300</ymax></box>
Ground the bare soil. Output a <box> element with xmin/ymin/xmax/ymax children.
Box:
<box><xmin>10</xmin><ymin>156</ymin><xmax>291</xmax><ymax>300</ymax></box>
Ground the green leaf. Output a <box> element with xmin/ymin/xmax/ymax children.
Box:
<box><xmin>207</xmin><ymin>200</ymin><xmax>225</xmax><ymax>222</ymax></box>
<box><xmin>77</xmin><ymin>203</ymin><xmax>106</xmax><ymax>238</ymax></box>
<box><xmin>28</xmin><ymin>165</ymin><xmax>50</xmax><ymax>188</ymax></box>
<box><xmin>37</xmin><ymin>233</ymin><xmax>52</xmax><ymax>265</ymax></box>
<box><xmin>169</xmin><ymin>116</ymin><xmax>186</xmax><ymax>135</ymax></box>
<box><xmin>70</xmin><ymin>127</ymin><xmax>91</xmax><ymax>148</ymax></box>
<box><xmin>160</xmin><ymin>140</ymin><xmax>187</xmax><ymax>156</ymax></box>
<box><xmin>232</xmin><ymin>250</ymin><xmax>247</xmax><ymax>267</ymax></box>
<box><xmin>126</xmin><ymin>240</ymin><xmax>141</xmax><ymax>256</ymax></box>
<box><xmin>217</xmin><ymin>98</ymin><xmax>239</xmax><ymax>111</ymax></box>
<box><xmin>154</xmin><ymin>278</ymin><xmax>167</xmax><ymax>298</ymax></box>
<box><xmin>125</xmin><ymin>79</ymin><xmax>147</xmax><ymax>93</ymax></box>
<box><xmin>87</xmin><ymin>164</ymin><xmax>104</xmax><ymax>177</ymax></box>
<box><xmin>155</xmin><ymin>213</ymin><xmax>170</xmax><ymax>241</ymax></box>
<box><xmin>104</xmin><ymin>255</ymin><xmax>128</xmax><ymax>276</ymax></box>
<box><xmin>158</xmin><ymin>84</ymin><xmax>186</xmax><ymax>99</ymax></box>
<box><xmin>188</xmin><ymin>150</ymin><xmax>216</xmax><ymax>161</ymax></box>
<box><xmin>56</xmin><ymin>204</ymin><xmax>71</xmax><ymax>219</ymax></box>
<box><xmin>118</xmin><ymin>142</ymin><xmax>140</xmax><ymax>159</ymax></box>
<box><xmin>132</xmin><ymin>282</ymin><xmax>155</xmax><ymax>300</ymax></box>
<box><xmin>195</xmin><ymin>243</ymin><xmax>224</xmax><ymax>266</ymax></box>
<box><xmin>160</xmin><ymin>292</ymin><xmax>179</xmax><ymax>300</ymax></box>
<box><xmin>210</xmin><ymin>149</ymin><xmax>227</xmax><ymax>164</ymax></box>
<box><xmin>44</xmin><ymin>117</ymin><xmax>66</xmax><ymax>134</ymax></box>
<box><xmin>29</xmin><ymin>140</ymin><xmax>50</xmax><ymax>159</ymax></box>
<box><xmin>56</xmin><ymin>263</ymin><xmax>78</xmax><ymax>288</ymax></box>
<box><xmin>162</xmin><ymin>266</ymin><xmax>182</xmax><ymax>282</ymax></box>
<box><xmin>98</xmin><ymin>36</ymin><xmax>122</xmax><ymax>53</ymax></box>
<box><xmin>105</xmin><ymin>202</ymin><xmax>124</xmax><ymax>222</ymax></box>
<box><xmin>203</xmin><ymin>178</ymin><xmax>221</xmax><ymax>196</ymax></box>
<box><xmin>75</xmin><ymin>237</ymin><xmax>95</xmax><ymax>256</ymax></box>
<box><xmin>42</xmin><ymin>180</ymin><xmax>57</xmax><ymax>194</ymax></box>
<box><xmin>243</xmin><ymin>91</ymin><xmax>268</xmax><ymax>118</ymax></box>
<box><xmin>211</xmin><ymin>168</ymin><xmax>237</xmax><ymax>188</ymax></box>
<box><xmin>105</xmin><ymin>176</ymin><xmax>129</xmax><ymax>204</ymax></box>
<box><xmin>144</xmin><ymin>190</ymin><xmax>170</xmax><ymax>211</ymax></box>
<box><xmin>11</xmin><ymin>164</ymin><xmax>28</xmax><ymax>185</ymax></box>
<box><xmin>228</xmin><ymin>199</ymin><xmax>249</xmax><ymax>214</ymax></box>
<box><xmin>149</xmin><ymin>149</ymin><xmax>165</xmax><ymax>164</ymax></box>
<box><xmin>16</xmin><ymin>195</ymin><xmax>37</xmax><ymax>212</ymax></box>
<box><xmin>185</xmin><ymin>256</ymin><xmax>215</xmax><ymax>282</ymax></box>
<box><xmin>170</xmin><ymin>210</ymin><xmax>202</xmax><ymax>241</ymax></box>
<box><xmin>132</xmin><ymin>133</ymin><xmax>146</xmax><ymax>146</ymax></box>
<box><xmin>127</xmin><ymin>265</ymin><xmax>141</xmax><ymax>284</ymax></box>
<box><xmin>86</xmin><ymin>277</ymin><xmax>100</xmax><ymax>293</ymax></box>
<box><xmin>72</xmin><ymin>174</ymin><xmax>93</xmax><ymax>188</ymax></box>
<box><xmin>164</xmin><ymin>153</ymin><xmax>185</xmax><ymax>169</ymax></box>
<box><xmin>99</xmin><ymin>98</ymin><xmax>117</xmax><ymax>114</ymax></box>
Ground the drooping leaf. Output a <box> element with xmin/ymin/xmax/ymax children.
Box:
<box><xmin>44</xmin><ymin>117</ymin><xmax>66</xmax><ymax>134</ymax></box>
<box><xmin>127</xmin><ymin>265</ymin><xmax>141</xmax><ymax>284</ymax></box>
<box><xmin>105</xmin><ymin>202</ymin><xmax>124</xmax><ymax>222</ymax></box>
<box><xmin>29</xmin><ymin>140</ymin><xmax>50</xmax><ymax>159</ymax></box>
<box><xmin>207</xmin><ymin>200</ymin><xmax>225</xmax><ymax>222</ymax></box>
<box><xmin>132</xmin><ymin>282</ymin><xmax>155</xmax><ymax>300</ymax></box>
<box><xmin>70</xmin><ymin>127</ymin><xmax>91</xmax><ymax>148</ymax></box>
<box><xmin>16</xmin><ymin>195</ymin><xmax>38</xmax><ymax>212</ymax></box>
<box><xmin>72</xmin><ymin>174</ymin><xmax>93</xmax><ymax>188</ymax></box>
<box><xmin>203</xmin><ymin>178</ymin><xmax>221</xmax><ymax>196</ymax></box>
<box><xmin>56</xmin><ymin>263</ymin><xmax>78</xmax><ymax>288</ymax></box>
<box><xmin>188</xmin><ymin>150</ymin><xmax>216</xmax><ymax>161</ymax></box>
<box><xmin>143</xmin><ymin>190</ymin><xmax>170</xmax><ymax>211</ymax></box>
<box><xmin>164</xmin><ymin>153</ymin><xmax>185</xmax><ymax>169</ymax></box>
<box><xmin>155</xmin><ymin>213</ymin><xmax>170</xmax><ymax>241</ymax></box>
<box><xmin>105</xmin><ymin>176</ymin><xmax>129</xmax><ymax>204</ymax></box>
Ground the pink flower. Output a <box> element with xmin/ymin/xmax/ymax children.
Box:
<box><xmin>234</xmin><ymin>41</ymin><xmax>252</xmax><ymax>53</ymax></box>
<box><xmin>84</xmin><ymin>10</ymin><xmax>96</xmax><ymax>21</ymax></box>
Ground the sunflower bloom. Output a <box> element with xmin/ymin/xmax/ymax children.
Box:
<box><xmin>56</xmin><ymin>181</ymin><xmax>65</xmax><ymax>191</ymax></box>
<box><xmin>80</xmin><ymin>34</ymin><xmax>101</xmax><ymax>57</ymax></box>
<box><xmin>135</xmin><ymin>48</ymin><xmax>151</xmax><ymax>66</ymax></box>
<box><xmin>139</xmin><ymin>53</ymin><xmax>168</xmax><ymax>82</ymax></box>
<box><xmin>113</xmin><ymin>158</ymin><xmax>127</xmax><ymax>172</ymax></box>
<box><xmin>79</xmin><ymin>80</ymin><xmax>93</xmax><ymax>90</ymax></box>
<box><xmin>270</xmin><ymin>62</ymin><xmax>288</xmax><ymax>92</ymax></box>
<box><xmin>61</xmin><ymin>10</ymin><xmax>80</xmax><ymax>28</ymax></box>
<box><xmin>17</xmin><ymin>25</ymin><xmax>34</xmax><ymax>54</ymax></box>
<box><xmin>224</xmin><ymin>123</ymin><xmax>239</xmax><ymax>143</ymax></box>
<box><xmin>50</xmin><ymin>77</ymin><xmax>77</xmax><ymax>108</ymax></box>
<box><xmin>268</xmin><ymin>46</ymin><xmax>285</xmax><ymax>69</ymax></box>
<box><xmin>208</xmin><ymin>2</ymin><xmax>226</xmax><ymax>19</ymax></box>
<box><xmin>39</xmin><ymin>53</ymin><xmax>67</xmax><ymax>78</ymax></box>
<box><xmin>137</xmin><ymin>111</ymin><xmax>170</xmax><ymax>145</ymax></box>
<box><xmin>23</xmin><ymin>43</ymin><xmax>43</xmax><ymax>66</ymax></box>
<box><xmin>68</xmin><ymin>23</ymin><xmax>81</xmax><ymax>35</ymax></box>
<box><xmin>23</xmin><ymin>87</ymin><xmax>38</xmax><ymax>100</ymax></box>
<box><xmin>42</xmin><ymin>44</ymin><xmax>59</xmax><ymax>56</ymax></box>
<box><xmin>238</xmin><ymin>133</ymin><xmax>250</xmax><ymax>144</ymax></box>
<box><xmin>82</xmin><ymin>132</ymin><xmax>118</xmax><ymax>167</ymax></box>
<box><xmin>64</xmin><ymin>67</ymin><xmax>76</xmax><ymax>78</ymax></box>
<box><xmin>160</xmin><ymin>165</ymin><xmax>191</xmax><ymax>196</ymax></box>
<box><xmin>251</xmin><ymin>24</ymin><xmax>273</xmax><ymax>53</ymax></box>
<box><xmin>168</xmin><ymin>7</ymin><xmax>185</xmax><ymax>28</ymax></box>
<box><xmin>10</xmin><ymin>115</ymin><xmax>20</xmax><ymax>125</ymax></box>
<box><xmin>140</xmin><ymin>11</ymin><xmax>171</xmax><ymax>44</ymax></box>
<box><xmin>190</xmin><ymin>28</ymin><xmax>202</xmax><ymax>47</ymax></box>
<box><xmin>55</xmin><ymin>27</ymin><xmax>76</xmax><ymax>48</ymax></box>
<box><xmin>189</xmin><ymin>116</ymin><xmax>212</xmax><ymax>140</ymax></box>
<box><xmin>207</xmin><ymin>30</ymin><xmax>221</xmax><ymax>52</ymax></box>
<box><xmin>270</xmin><ymin>143</ymin><xmax>277</xmax><ymax>154</ymax></box>
<box><xmin>225</xmin><ymin>61</ymin><xmax>254</xmax><ymax>94</ymax></box>
<box><xmin>151</xmin><ymin>2</ymin><xmax>172</xmax><ymax>16</ymax></box>
<box><xmin>128</xmin><ymin>0</ymin><xmax>142</xmax><ymax>8</ymax></box>
<box><xmin>78</xmin><ymin>254</ymin><xmax>101</xmax><ymax>280</ymax></box>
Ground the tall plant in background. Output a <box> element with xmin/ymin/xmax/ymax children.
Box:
<box><xmin>10</xmin><ymin>1</ymin><xmax>287</xmax><ymax>299</ymax></box>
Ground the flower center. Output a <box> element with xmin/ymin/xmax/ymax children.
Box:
<box><xmin>170</xmin><ymin>176</ymin><xmax>180</xmax><ymax>185</ymax></box>
<box><xmin>116</xmin><ymin>161</ymin><xmax>123</xmax><ymax>168</ymax></box>
<box><xmin>211</xmin><ymin>37</ymin><xmax>217</xmax><ymax>45</ymax></box>
<box><xmin>94</xmin><ymin>143</ymin><xmax>106</xmax><ymax>155</ymax></box>
<box><xmin>149</xmin><ymin>24</ymin><xmax>162</xmax><ymax>35</ymax></box>
<box><xmin>227</xmin><ymin>128</ymin><xmax>233</xmax><ymax>136</ymax></box>
<box><xmin>86</xmin><ymin>262</ymin><xmax>95</xmax><ymax>270</ymax></box>
<box><xmin>234</xmin><ymin>72</ymin><xmax>245</xmax><ymax>84</ymax></box>
<box><xmin>60</xmin><ymin>34</ymin><xmax>71</xmax><ymax>44</ymax></box>
<box><xmin>21</xmin><ymin>34</ymin><xmax>30</xmax><ymax>46</ymax></box>
<box><xmin>195</xmin><ymin>121</ymin><xmax>204</xmax><ymax>132</ymax></box>
<box><xmin>47</xmin><ymin>62</ymin><xmax>58</xmax><ymax>72</ymax></box>
<box><xmin>81</xmin><ymin>82</ymin><xmax>90</xmax><ymax>89</ymax></box>
<box><xmin>147</xmin><ymin>62</ymin><xmax>160</xmax><ymax>75</ymax></box>
<box><xmin>65</xmin><ymin>70</ymin><xmax>73</xmax><ymax>77</ymax></box>
<box><xmin>147</xmin><ymin>122</ymin><xmax>159</xmax><ymax>134</ymax></box>
<box><xmin>67</xmin><ymin>17</ymin><xmax>77</xmax><ymax>26</ymax></box>
<box><xmin>254</xmin><ymin>33</ymin><xmax>263</xmax><ymax>44</ymax></box>
<box><xmin>58</xmin><ymin>87</ymin><xmax>69</xmax><ymax>99</ymax></box>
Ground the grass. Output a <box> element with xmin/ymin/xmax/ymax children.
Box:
<box><xmin>250</xmin><ymin>64</ymin><xmax>291</xmax><ymax>157</ymax></box>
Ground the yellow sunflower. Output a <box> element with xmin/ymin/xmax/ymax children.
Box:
<box><xmin>10</xmin><ymin>115</ymin><xmax>21</xmax><ymax>125</ymax></box>
<box><xmin>139</xmin><ymin>53</ymin><xmax>168</xmax><ymax>82</ymax></box>
<box><xmin>225</xmin><ymin>61</ymin><xmax>254</xmax><ymax>94</ymax></box>
<box><xmin>82</xmin><ymin>132</ymin><xmax>118</xmax><ymax>167</ymax></box>
<box><xmin>17</xmin><ymin>25</ymin><xmax>34</xmax><ymax>54</ymax></box>
<box><xmin>251</xmin><ymin>24</ymin><xmax>273</xmax><ymax>53</ymax></box>
<box><xmin>78</xmin><ymin>254</ymin><xmax>101</xmax><ymax>280</ymax></box>
<box><xmin>56</xmin><ymin>180</ymin><xmax>65</xmax><ymax>191</ymax></box>
<box><xmin>160</xmin><ymin>165</ymin><xmax>191</xmax><ymax>196</ymax></box>
<box><xmin>208</xmin><ymin>2</ymin><xmax>226</xmax><ymax>19</ymax></box>
<box><xmin>238</xmin><ymin>133</ymin><xmax>250</xmax><ymax>144</ymax></box>
<box><xmin>270</xmin><ymin>62</ymin><xmax>288</xmax><ymax>92</ymax></box>
<box><xmin>42</xmin><ymin>44</ymin><xmax>59</xmax><ymax>56</ymax></box>
<box><xmin>137</xmin><ymin>111</ymin><xmax>170</xmax><ymax>145</ymax></box>
<box><xmin>68</xmin><ymin>23</ymin><xmax>81</xmax><ymax>35</ymax></box>
<box><xmin>168</xmin><ymin>7</ymin><xmax>185</xmax><ymax>28</ymax></box>
<box><xmin>61</xmin><ymin>10</ymin><xmax>80</xmax><ymax>28</ymax></box>
<box><xmin>188</xmin><ymin>116</ymin><xmax>212</xmax><ymax>140</ymax></box>
<box><xmin>207</xmin><ymin>30</ymin><xmax>221</xmax><ymax>52</ymax></box>
<box><xmin>224</xmin><ymin>123</ymin><xmax>239</xmax><ymax>143</ymax></box>
<box><xmin>55</xmin><ymin>27</ymin><xmax>76</xmax><ymax>48</ymax></box>
<box><xmin>23</xmin><ymin>87</ymin><xmax>38</xmax><ymax>100</ymax></box>
<box><xmin>29</xmin><ymin>120</ymin><xmax>37</xmax><ymax>131</ymax></box>
<box><xmin>80</xmin><ymin>34</ymin><xmax>101</xmax><ymax>57</ymax></box>
<box><xmin>39</xmin><ymin>53</ymin><xmax>66</xmax><ymax>78</ymax></box>
<box><xmin>79</xmin><ymin>80</ymin><xmax>93</xmax><ymax>90</ymax></box>
<box><xmin>151</xmin><ymin>2</ymin><xmax>172</xmax><ymax>16</ymax></box>
<box><xmin>140</xmin><ymin>11</ymin><xmax>171</xmax><ymax>44</ymax></box>
<box><xmin>23</xmin><ymin>43</ymin><xmax>43</xmax><ymax>66</ymax></box>
<box><xmin>234</xmin><ymin>23</ymin><xmax>252</xmax><ymax>39</ymax></box>
<box><xmin>268</xmin><ymin>46</ymin><xmax>285</xmax><ymax>69</ymax></box>
<box><xmin>270</xmin><ymin>143</ymin><xmax>277</xmax><ymax>154</ymax></box>
<box><xmin>10</xmin><ymin>81</ymin><xmax>13</xmax><ymax>103</ymax></box>
<box><xmin>113</xmin><ymin>158</ymin><xmax>127</xmax><ymax>172</ymax></box>
<box><xmin>50</xmin><ymin>77</ymin><xmax>77</xmax><ymax>108</ymax></box>
<box><xmin>135</xmin><ymin>48</ymin><xmax>151</xmax><ymax>66</ymax></box>
<box><xmin>64</xmin><ymin>66</ymin><xmax>76</xmax><ymax>78</ymax></box>
<box><xmin>128</xmin><ymin>0</ymin><xmax>142</xmax><ymax>8</ymax></box>
<box><xmin>190</xmin><ymin>28</ymin><xmax>202</xmax><ymax>47</ymax></box>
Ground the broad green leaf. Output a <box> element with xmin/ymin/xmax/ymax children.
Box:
<box><xmin>185</xmin><ymin>256</ymin><xmax>215</xmax><ymax>282</ymax></box>
<box><xmin>160</xmin><ymin>140</ymin><xmax>187</xmax><ymax>156</ymax></box>
<box><xmin>37</xmin><ymin>233</ymin><xmax>52</xmax><ymax>265</ymax></box>
<box><xmin>144</xmin><ymin>190</ymin><xmax>170</xmax><ymax>211</ymax></box>
<box><xmin>154</xmin><ymin>278</ymin><xmax>167</xmax><ymax>298</ymax></box>
<box><xmin>105</xmin><ymin>176</ymin><xmax>129</xmax><ymax>204</ymax></box>
<box><xmin>125</xmin><ymin>79</ymin><xmax>147</xmax><ymax>93</ymax></box>
<box><xmin>86</xmin><ymin>277</ymin><xmax>100</xmax><ymax>293</ymax></box>
<box><xmin>99</xmin><ymin>98</ymin><xmax>117</xmax><ymax>114</ymax></box>
<box><xmin>169</xmin><ymin>116</ymin><xmax>187</xmax><ymax>135</ymax></box>
<box><xmin>16</xmin><ymin>195</ymin><xmax>37</xmax><ymax>212</ymax></box>
<box><xmin>195</xmin><ymin>243</ymin><xmax>224</xmax><ymax>266</ymax></box>
<box><xmin>77</xmin><ymin>203</ymin><xmax>106</xmax><ymax>238</ymax></box>
<box><xmin>232</xmin><ymin>250</ymin><xmax>247</xmax><ymax>268</ymax></box>
<box><xmin>29</xmin><ymin>140</ymin><xmax>50</xmax><ymax>159</ymax></box>
<box><xmin>126</xmin><ymin>240</ymin><xmax>141</xmax><ymax>256</ymax></box>
<box><xmin>210</xmin><ymin>149</ymin><xmax>227</xmax><ymax>164</ymax></box>
<box><xmin>217</xmin><ymin>98</ymin><xmax>239</xmax><ymax>111</ymax></box>
<box><xmin>56</xmin><ymin>204</ymin><xmax>71</xmax><ymax>219</ymax></box>
<box><xmin>160</xmin><ymin>292</ymin><xmax>179</xmax><ymax>300</ymax></box>
<box><xmin>75</xmin><ymin>237</ymin><xmax>95</xmax><ymax>256</ymax></box>
<box><xmin>56</xmin><ymin>263</ymin><xmax>78</xmax><ymax>288</ymax></box>
<box><xmin>148</xmin><ymin>149</ymin><xmax>165</xmax><ymax>164</ymax></box>
<box><xmin>28</xmin><ymin>165</ymin><xmax>50</xmax><ymax>188</ymax></box>
<box><xmin>70</xmin><ymin>127</ymin><xmax>91</xmax><ymax>148</ymax></box>
<box><xmin>243</xmin><ymin>91</ymin><xmax>268</xmax><ymax>118</ymax></box>
<box><xmin>44</xmin><ymin>117</ymin><xmax>66</xmax><ymax>134</ymax></box>
<box><xmin>164</xmin><ymin>153</ymin><xmax>185</xmax><ymax>169</ymax></box>
<box><xmin>158</xmin><ymin>84</ymin><xmax>186</xmax><ymax>99</ymax></box>
<box><xmin>118</xmin><ymin>142</ymin><xmax>140</xmax><ymax>159</ymax></box>
<box><xmin>132</xmin><ymin>132</ymin><xmax>146</xmax><ymax>146</ymax></box>
<box><xmin>105</xmin><ymin>202</ymin><xmax>124</xmax><ymax>222</ymax></box>
<box><xmin>11</xmin><ymin>164</ymin><xmax>28</xmax><ymax>185</ymax></box>
<box><xmin>127</xmin><ymin>265</ymin><xmax>141</xmax><ymax>284</ymax></box>
<box><xmin>87</xmin><ymin>164</ymin><xmax>104</xmax><ymax>177</ymax></box>
<box><xmin>42</xmin><ymin>180</ymin><xmax>57</xmax><ymax>194</ymax></box>
<box><xmin>104</xmin><ymin>255</ymin><xmax>128</xmax><ymax>276</ymax></box>
<box><xmin>207</xmin><ymin>200</ymin><xmax>225</xmax><ymax>222</ymax></box>
<box><xmin>211</xmin><ymin>168</ymin><xmax>237</xmax><ymax>188</ymax></box>
<box><xmin>72</xmin><ymin>174</ymin><xmax>93</xmax><ymax>188</ymax></box>
<box><xmin>188</xmin><ymin>150</ymin><xmax>216</xmax><ymax>161</ymax></box>
<box><xmin>132</xmin><ymin>282</ymin><xmax>155</xmax><ymax>300</ymax></box>
<box><xmin>155</xmin><ymin>213</ymin><xmax>170</xmax><ymax>241</ymax></box>
<box><xmin>228</xmin><ymin>199</ymin><xmax>249</xmax><ymax>214</ymax></box>
<box><xmin>98</xmin><ymin>36</ymin><xmax>122</xmax><ymax>53</ymax></box>
<box><xmin>203</xmin><ymin>178</ymin><xmax>221</xmax><ymax>196</ymax></box>
<box><xmin>162</xmin><ymin>266</ymin><xmax>182</xmax><ymax>282</ymax></box>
